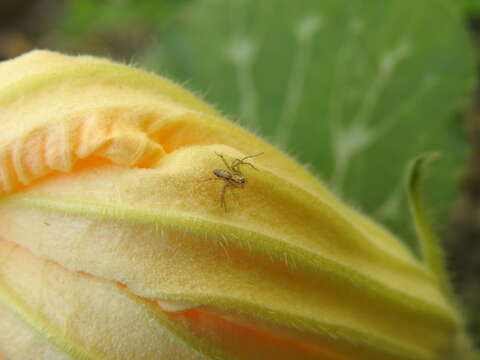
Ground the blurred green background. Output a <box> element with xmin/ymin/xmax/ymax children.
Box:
<box><xmin>1</xmin><ymin>0</ymin><xmax>479</xmax><ymax>346</ymax></box>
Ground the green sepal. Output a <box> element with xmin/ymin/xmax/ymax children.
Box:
<box><xmin>406</xmin><ymin>153</ymin><xmax>452</xmax><ymax>297</ymax></box>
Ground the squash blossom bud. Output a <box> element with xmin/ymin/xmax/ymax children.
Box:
<box><xmin>0</xmin><ymin>50</ymin><xmax>468</xmax><ymax>360</ymax></box>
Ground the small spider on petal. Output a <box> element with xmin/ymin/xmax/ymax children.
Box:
<box><xmin>210</xmin><ymin>152</ymin><xmax>263</xmax><ymax>211</ymax></box>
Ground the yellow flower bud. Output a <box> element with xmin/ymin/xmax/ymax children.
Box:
<box><xmin>0</xmin><ymin>50</ymin><xmax>466</xmax><ymax>359</ymax></box>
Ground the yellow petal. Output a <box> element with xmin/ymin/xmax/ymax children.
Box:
<box><xmin>0</xmin><ymin>50</ymin><xmax>464</xmax><ymax>360</ymax></box>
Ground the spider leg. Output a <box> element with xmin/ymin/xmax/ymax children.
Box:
<box><xmin>231</xmin><ymin>159</ymin><xmax>259</xmax><ymax>173</ymax></box>
<box><xmin>239</xmin><ymin>152</ymin><xmax>264</xmax><ymax>163</ymax></box>
<box><xmin>200</xmin><ymin>177</ymin><xmax>217</xmax><ymax>183</ymax></box>
<box><xmin>231</xmin><ymin>152</ymin><xmax>263</xmax><ymax>173</ymax></box>
<box><xmin>220</xmin><ymin>182</ymin><xmax>231</xmax><ymax>212</ymax></box>
<box><xmin>230</xmin><ymin>158</ymin><xmax>239</xmax><ymax>168</ymax></box>
<box><xmin>215</xmin><ymin>152</ymin><xmax>232</xmax><ymax>171</ymax></box>
<box><xmin>230</xmin><ymin>159</ymin><xmax>241</xmax><ymax>174</ymax></box>
<box><xmin>238</xmin><ymin>161</ymin><xmax>259</xmax><ymax>172</ymax></box>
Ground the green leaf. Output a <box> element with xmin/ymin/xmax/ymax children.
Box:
<box><xmin>462</xmin><ymin>0</ymin><xmax>480</xmax><ymax>17</ymax></box>
<box><xmin>144</xmin><ymin>0</ymin><xmax>475</xmax><ymax>245</ymax></box>
<box><xmin>61</xmin><ymin>0</ymin><xmax>192</xmax><ymax>32</ymax></box>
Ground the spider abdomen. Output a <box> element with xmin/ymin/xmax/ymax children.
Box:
<box><xmin>213</xmin><ymin>169</ymin><xmax>232</xmax><ymax>180</ymax></box>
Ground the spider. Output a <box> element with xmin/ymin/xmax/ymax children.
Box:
<box><xmin>210</xmin><ymin>152</ymin><xmax>263</xmax><ymax>211</ymax></box>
